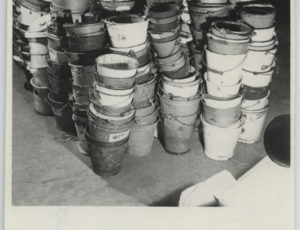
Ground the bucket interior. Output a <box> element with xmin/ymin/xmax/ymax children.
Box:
<box><xmin>109</xmin><ymin>15</ymin><xmax>144</xmax><ymax>24</ymax></box>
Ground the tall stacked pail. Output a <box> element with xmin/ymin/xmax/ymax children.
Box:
<box><xmin>159</xmin><ymin>68</ymin><xmax>202</xmax><ymax>154</ymax></box>
<box><xmin>187</xmin><ymin>0</ymin><xmax>232</xmax><ymax>72</ymax></box>
<box><xmin>201</xmin><ymin>20</ymin><xmax>252</xmax><ymax>161</ymax></box>
<box><xmin>64</xmin><ymin>17</ymin><xmax>107</xmax><ymax>153</ymax></box>
<box><xmin>239</xmin><ymin>3</ymin><xmax>277</xmax><ymax>144</ymax></box>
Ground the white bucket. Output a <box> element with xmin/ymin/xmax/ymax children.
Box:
<box><xmin>105</xmin><ymin>15</ymin><xmax>149</xmax><ymax>48</ymax></box>
<box><xmin>94</xmin><ymin>84</ymin><xmax>134</xmax><ymax>108</ymax></box>
<box><xmin>239</xmin><ymin>105</ymin><xmax>268</xmax><ymax>144</ymax></box>
<box><xmin>241</xmin><ymin>91</ymin><xmax>270</xmax><ymax>110</ymax></box>
<box><xmin>162</xmin><ymin>73</ymin><xmax>200</xmax><ymax>98</ymax></box>
<box><xmin>30</xmin><ymin>54</ymin><xmax>48</xmax><ymax>68</ymax></box>
<box><xmin>205</xmin><ymin>46</ymin><xmax>246</xmax><ymax>82</ymax></box>
<box><xmin>252</xmin><ymin>26</ymin><xmax>276</xmax><ymax>42</ymax></box>
<box><xmin>242</xmin><ymin>64</ymin><xmax>274</xmax><ymax>88</ymax></box>
<box><xmin>204</xmin><ymin>94</ymin><xmax>242</xmax><ymax>109</ymax></box>
<box><xmin>207</xmin><ymin>68</ymin><xmax>242</xmax><ymax>86</ymax></box>
<box><xmin>201</xmin><ymin>115</ymin><xmax>243</xmax><ymax>161</ymax></box>
<box><xmin>205</xmin><ymin>73</ymin><xmax>241</xmax><ymax>98</ymax></box>
<box><xmin>243</xmin><ymin>46</ymin><xmax>277</xmax><ymax>72</ymax></box>
<box><xmin>95</xmin><ymin>53</ymin><xmax>138</xmax><ymax>78</ymax></box>
<box><xmin>109</xmin><ymin>41</ymin><xmax>148</xmax><ymax>53</ymax></box>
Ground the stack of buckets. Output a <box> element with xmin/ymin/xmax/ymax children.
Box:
<box><xmin>239</xmin><ymin>3</ymin><xmax>277</xmax><ymax>144</ymax></box>
<box><xmin>202</xmin><ymin>20</ymin><xmax>252</xmax><ymax>161</ymax></box>
<box><xmin>26</xmin><ymin>18</ymin><xmax>53</xmax><ymax>116</ymax></box>
<box><xmin>64</xmin><ymin>18</ymin><xmax>107</xmax><ymax>152</ymax></box>
<box><xmin>16</xmin><ymin>0</ymin><xmax>50</xmax><ymax>88</ymax></box>
<box><xmin>148</xmin><ymin>3</ymin><xmax>191</xmax><ymax>79</ymax></box>
<box><xmin>46</xmin><ymin>6</ymin><xmax>77</xmax><ymax>136</ymax></box>
<box><xmin>85</xmin><ymin>14</ymin><xmax>149</xmax><ymax>177</ymax></box>
<box><xmin>187</xmin><ymin>0</ymin><xmax>232</xmax><ymax>72</ymax></box>
<box><xmin>103</xmin><ymin>14</ymin><xmax>159</xmax><ymax>157</ymax></box>
<box><xmin>105</xmin><ymin>14</ymin><xmax>158</xmax><ymax>158</ymax></box>
<box><xmin>159</xmin><ymin>66</ymin><xmax>202</xmax><ymax>154</ymax></box>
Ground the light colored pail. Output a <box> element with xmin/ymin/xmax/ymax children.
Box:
<box><xmin>201</xmin><ymin>115</ymin><xmax>243</xmax><ymax>161</ymax></box>
<box><xmin>239</xmin><ymin>105</ymin><xmax>268</xmax><ymax>144</ymax></box>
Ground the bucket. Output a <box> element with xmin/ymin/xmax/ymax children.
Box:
<box><xmin>109</xmin><ymin>42</ymin><xmax>150</xmax><ymax>67</ymax></box>
<box><xmin>65</xmin><ymin>49</ymin><xmax>103</xmax><ymax>65</ymax></box>
<box><xmin>64</xmin><ymin>21</ymin><xmax>105</xmax><ymax>36</ymax></box>
<box><xmin>19</xmin><ymin>4</ymin><xmax>47</xmax><ymax>26</ymax></box>
<box><xmin>48</xmin><ymin>47</ymin><xmax>69</xmax><ymax>64</ymax></box>
<box><xmin>252</xmin><ymin>25</ymin><xmax>276</xmax><ymax>42</ymax></box>
<box><xmin>87</xmin><ymin>104</ymin><xmax>134</xmax><ymax>143</ymax></box>
<box><xmin>242</xmin><ymin>65</ymin><xmax>274</xmax><ymax>88</ymax></box>
<box><xmin>100</xmin><ymin>0</ymin><xmax>136</xmax><ymax>12</ymax></box>
<box><xmin>66</xmin><ymin>30</ymin><xmax>107</xmax><ymax>52</ymax></box>
<box><xmin>30</xmin><ymin>67</ymin><xmax>49</xmax><ymax>86</ymax></box>
<box><xmin>239</xmin><ymin>105</ymin><xmax>268</xmax><ymax>144</ymax></box>
<box><xmin>69</xmin><ymin>63</ymin><xmax>95</xmax><ymax>87</ymax></box>
<box><xmin>30</xmin><ymin>79</ymin><xmax>53</xmax><ymax>115</ymax></box>
<box><xmin>202</xmin><ymin>95</ymin><xmax>242</xmax><ymax>128</ymax></box>
<box><xmin>241</xmin><ymin>90</ymin><xmax>270</xmax><ymax>110</ymax></box>
<box><xmin>161</xmin><ymin>111</ymin><xmax>198</xmax><ymax>154</ymax></box>
<box><xmin>133</xmin><ymin>75</ymin><xmax>156</xmax><ymax>105</ymax></box>
<box><xmin>160</xmin><ymin>54</ymin><xmax>186</xmax><ymax>72</ymax></box>
<box><xmin>105</xmin><ymin>14</ymin><xmax>148</xmax><ymax>48</ymax></box>
<box><xmin>48</xmin><ymin>92</ymin><xmax>76</xmax><ymax>135</ymax></box>
<box><xmin>128</xmin><ymin>120</ymin><xmax>158</xmax><ymax>157</ymax></box>
<box><xmin>204</xmin><ymin>46</ymin><xmax>246</xmax><ymax>82</ymax></box>
<box><xmin>207</xmin><ymin>32</ymin><xmax>250</xmax><ymax>55</ymax></box>
<box><xmin>95</xmin><ymin>53</ymin><xmax>138</xmax><ymax>78</ymax></box>
<box><xmin>240</xmin><ymin>4</ymin><xmax>276</xmax><ymax>29</ymax></box>
<box><xmin>162</xmin><ymin>72</ymin><xmax>201</xmax><ymax>98</ymax></box>
<box><xmin>30</xmin><ymin>53</ymin><xmax>48</xmax><ymax>68</ymax></box>
<box><xmin>149</xmin><ymin>3</ymin><xmax>177</xmax><ymax>19</ymax></box>
<box><xmin>243</xmin><ymin>45</ymin><xmax>277</xmax><ymax>72</ymax></box>
<box><xmin>205</xmin><ymin>73</ymin><xmax>241</xmax><ymax>98</ymax></box>
<box><xmin>201</xmin><ymin>115</ymin><xmax>243</xmax><ymax>161</ymax></box>
<box><xmin>52</xmin><ymin>0</ymin><xmax>91</xmax><ymax>14</ymax></box>
<box><xmin>86</xmin><ymin>133</ymin><xmax>128</xmax><ymax>177</ymax></box>
<box><xmin>210</xmin><ymin>20</ymin><xmax>253</xmax><ymax>40</ymax></box>
<box><xmin>72</xmin><ymin>85</ymin><xmax>91</xmax><ymax>105</ymax></box>
<box><xmin>93</xmin><ymin>84</ymin><xmax>134</xmax><ymax>108</ymax></box>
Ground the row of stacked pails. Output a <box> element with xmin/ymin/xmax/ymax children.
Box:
<box><xmin>200</xmin><ymin>3</ymin><xmax>277</xmax><ymax>160</ymax></box>
<box><xmin>13</xmin><ymin>0</ymin><xmax>278</xmax><ymax>177</ymax></box>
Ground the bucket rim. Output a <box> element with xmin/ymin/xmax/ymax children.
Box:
<box><xmin>95</xmin><ymin>53</ymin><xmax>139</xmax><ymax>70</ymax></box>
<box><xmin>207</xmin><ymin>32</ymin><xmax>251</xmax><ymax>43</ymax></box>
<box><xmin>201</xmin><ymin>114</ymin><xmax>244</xmax><ymax>129</ymax></box>
<box><xmin>105</xmin><ymin>14</ymin><xmax>148</xmax><ymax>25</ymax></box>
<box><xmin>204</xmin><ymin>45</ymin><xmax>248</xmax><ymax>57</ymax></box>
<box><xmin>158</xmin><ymin>86</ymin><xmax>201</xmax><ymax>101</ymax></box>
<box><xmin>94</xmin><ymin>83</ymin><xmax>134</xmax><ymax>95</ymax></box>
<box><xmin>204</xmin><ymin>72</ymin><xmax>242</xmax><ymax>87</ymax></box>
<box><xmin>89</xmin><ymin>103</ymin><xmax>135</xmax><ymax>120</ymax></box>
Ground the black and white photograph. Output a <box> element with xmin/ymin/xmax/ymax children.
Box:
<box><xmin>4</xmin><ymin>0</ymin><xmax>295</xmax><ymax>228</ymax></box>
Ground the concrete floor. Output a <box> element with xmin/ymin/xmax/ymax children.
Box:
<box><xmin>12</xmin><ymin>4</ymin><xmax>290</xmax><ymax>206</ymax></box>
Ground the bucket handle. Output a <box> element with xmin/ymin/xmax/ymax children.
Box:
<box><xmin>201</xmin><ymin>49</ymin><xmax>248</xmax><ymax>75</ymax></box>
<box><xmin>243</xmin><ymin>61</ymin><xmax>275</xmax><ymax>75</ymax></box>
<box><xmin>161</xmin><ymin>113</ymin><xmax>196</xmax><ymax>127</ymax></box>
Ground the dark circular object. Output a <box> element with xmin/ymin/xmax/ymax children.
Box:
<box><xmin>264</xmin><ymin>114</ymin><xmax>290</xmax><ymax>167</ymax></box>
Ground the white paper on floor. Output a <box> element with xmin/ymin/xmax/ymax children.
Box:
<box><xmin>179</xmin><ymin>170</ymin><xmax>236</xmax><ymax>207</ymax></box>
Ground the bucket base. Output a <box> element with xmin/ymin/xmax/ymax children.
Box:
<box><xmin>165</xmin><ymin>148</ymin><xmax>191</xmax><ymax>156</ymax></box>
<box><xmin>238</xmin><ymin>137</ymin><xmax>261</xmax><ymax>144</ymax></box>
<box><xmin>204</xmin><ymin>151</ymin><xmax>233</xmax><ymax>161</ymax></box>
